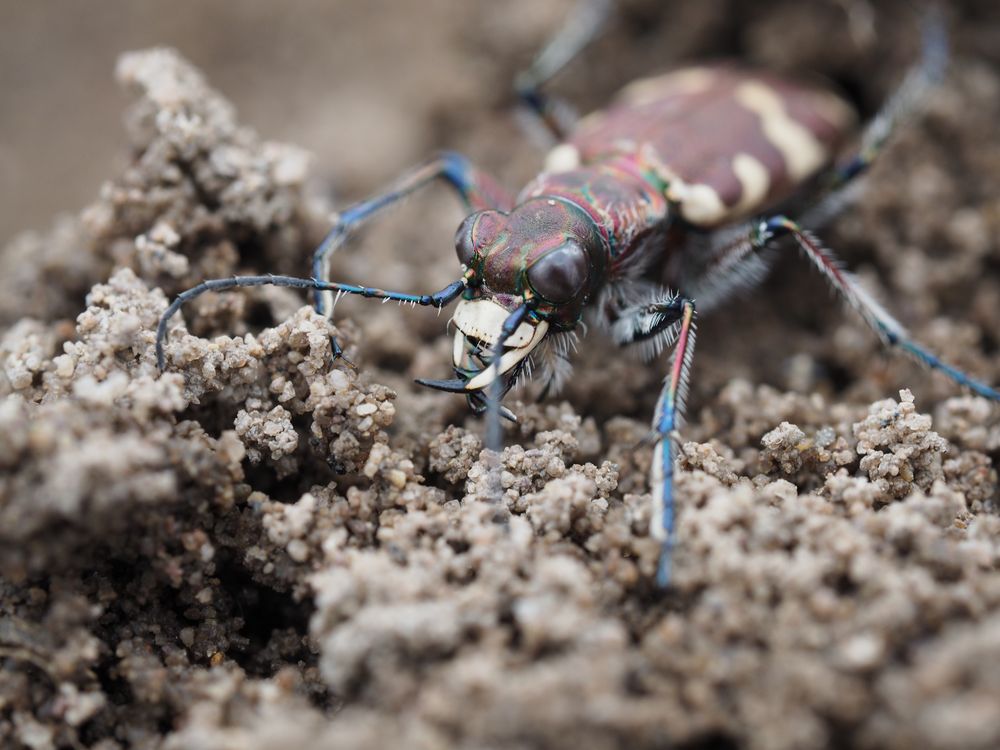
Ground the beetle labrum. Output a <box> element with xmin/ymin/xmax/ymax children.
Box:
<box><xmin>156</xmin><ymin>3</ymin><xmax>998</xmax><ymax>585</ymax></box>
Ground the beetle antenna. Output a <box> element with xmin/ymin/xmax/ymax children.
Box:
<box><xmin>155</xmin><ymin>274</ymin><xmax>465</xmax><ymax>371</ymax></box>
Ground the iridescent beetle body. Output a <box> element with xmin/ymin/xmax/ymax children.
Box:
<box><xmin>461</xmin><ymin>64</ymin><xmax>855</xmax><ymax>326</ymax></box>
<box><xmin>544</xmin><ymin>65</ymin><xmax>854</xmax><ymax>228</ymax></box>
<box><xmin>156</xmin><ymin>5</ymin><xmax>999</xmax><ymax>586</ymax></box>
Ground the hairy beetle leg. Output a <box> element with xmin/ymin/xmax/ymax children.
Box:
<box><xmin>606</xmin><ymin>291</ymin><xmax>697</xmax><ymax>586</ymax></box>
<box><xmin>802</xmin><ymin>6</ymin><xmax>948</xmax><ymax>231</ymax></box>
<box><xmin>649</xmin><ymin>298</ymin><xmax>698</xmax><ymax>587</ymax></box>
<box><xmin>761</xmin><ymin>217</ymin><xmax>1000</xmax><ymax>402</ymax></box>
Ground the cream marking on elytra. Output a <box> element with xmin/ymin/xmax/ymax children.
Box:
<box><xmin>634</xmin><ymin>143</ymin><xmax>729</xmax><ymax>225</ymax></box>
<box><xmin>620</xmin><ymin>67</ymin><xmax>714</xmax><ymax>106</ymax></box>
<box><xmin>732</xmin><ymin>152</ymin><xmax>771</xmax><ymax>213</ymax></box>
<box><xmin>544</xmin><ymin>143</ymin><xmax>582</xmax><ymax>173</ymax></box>
<box><xmin>668</xmin><ymin>180</ymin><xmax>727</xmax><ymax>224</ymax></box>
<box><xmin>736</xmin><ymin>81</ymin><xmax>827</xmax><ymax>180</ymax></box>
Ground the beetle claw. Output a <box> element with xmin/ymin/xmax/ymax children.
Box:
<box><xmin>415</xmin><ymin>377</ymin><xmax>519</xmax><ymax>423</ymax></box>
<box><xmin>414</xmin><ymin>377</ymin><xmax>472</xmax><ymax>393</ymax></box>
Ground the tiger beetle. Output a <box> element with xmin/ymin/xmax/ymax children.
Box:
<box><xmin>156</xmin><ymin>2</ymin><xmax>999</xmax><ymax>586</ymax></box>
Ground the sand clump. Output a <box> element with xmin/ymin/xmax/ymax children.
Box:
<box><xmin>2</xmin><ymin>13</ymin><xmax>1000</xmax><ymax>750</ymax></box>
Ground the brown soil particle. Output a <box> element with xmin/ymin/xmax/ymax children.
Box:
<box><xmin>3</xmin><ymin>3</ymin><xmax>1000</xmax><ymax>749</ymax></box>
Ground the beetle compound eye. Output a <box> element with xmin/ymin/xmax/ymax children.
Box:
<box><xmin>454</xmin><ymin>213</ymin><xmax>479</xmax><ymax>268</ymax></box>
<box><xmin>527</xmin><ymin>242</ymin><xmax>589</xmax><ymax>303</ymax></box>
<box><xmin>454</xmin><ymin>210</ymin><xmax>506</xmax><ymax>269</ymax></box>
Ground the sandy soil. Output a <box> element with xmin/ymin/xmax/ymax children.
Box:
<box><xmin>2</xmin><ymin>2</ymin><xmax>1000</xmax><ymax>749</ymax></box>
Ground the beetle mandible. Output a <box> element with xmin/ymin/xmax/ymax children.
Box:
<box><xmin>156</xmin><ymin>2</ymin><xmax>999</xmax><ymax>586</ymax></box>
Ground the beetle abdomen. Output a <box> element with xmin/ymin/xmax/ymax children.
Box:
<box><xmin>565</xmin><ymin>65</ymin><xmax>856</xmax><ymax>226</ymax></box>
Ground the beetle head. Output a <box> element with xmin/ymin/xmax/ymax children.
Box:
<box><xmin>417</xmin><ymin>197</ymin><xmax>605</xmax><ymax>409</ymax></box>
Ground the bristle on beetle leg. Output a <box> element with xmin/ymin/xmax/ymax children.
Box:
<box><xmin>650</xmin><ymin>298</ymin><xmax>697</xmax><ymax>587</ymax></box>
<box><xmin>762</xmin><ymin>216</ymin><xmax>1000</xmax><ymax>403</ymax></box>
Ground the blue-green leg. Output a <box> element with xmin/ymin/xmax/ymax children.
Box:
<box><xmin>311</xmin><ymin>152</ymin><xmax>512</xmax><ymax>359</ymax></box>
<box><xmin>612</xmin><ymin>293</ymin><xmax>697</xmax><ymax>587</ymax></box>
<box><xmin>805</xmin><ymin>7</ymin><xmax>948</xmax><ymax>229</ymax></box>
<box><xmin>515</xmin><ymin>0</ymin><xmax>611</xmax><ymax>142</ymax></box>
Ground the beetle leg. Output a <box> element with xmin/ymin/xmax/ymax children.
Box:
<box><xmin>804</xmin><ymin>7</ymin><xmax>947</xmax><ymax>229</ymax></box>
<box><xmin>515</xmin><ymin>0</ymin><xmax>612</xmax><ymax>143</ymax></box>
<box><xmin>155</xmin><ymin>275</ymin><xmax>466</xmax><ymax>372</ymax></box>
<box><xmin>758</xmin><ymin>216</ymin><xmax>1000</xmax><ymax>402</ymax></box>
<box><xmin>838</xmin><ymin>7</ymin><xmax>946</xmax><ymax>188</ymax></box>
<box><xmin>648</xmin><ymin>297</ymin><xmax>697</xmax><ymax>587</ymax></box>
<box><xmin>312</xmin><ymin>152</ymin><xmax>512</xmax><ymax>360</ymax></box>
<box><xmin>483</xmin><ymin>303</ymin><xmax>534</xmax><ymax>451</ymax></box>
<box><xmin>609</xmin><ymin>292</ymin><xmax>697</xmax><ymax>585</ymax></box>
<box><xmin>608</xmin><ymin>291</ymin><xmax>686</xmax><ymax>359</ymax></box>
<box><xmin>680</xmin><ymin>225</ymin><xmax>776</xmax><ymax>312</ymax></box>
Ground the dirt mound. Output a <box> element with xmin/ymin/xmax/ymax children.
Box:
<box><xmin>2</xmin><ymin>4</ymin><xmax>999</xmax><ymax>748</ymax></box>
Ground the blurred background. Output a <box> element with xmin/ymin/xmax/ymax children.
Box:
<box><xmin>0</xmin><ymin>0</ymin><xmax>571</xmax><ymax>245</ymax></box>
<box><xmin>6</xmin><ymin>0</ymin><xmax>999</xmax><ymax>247</ymax></box>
